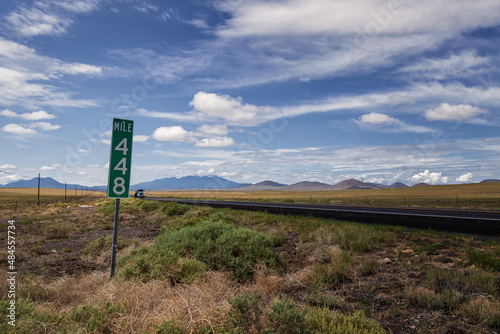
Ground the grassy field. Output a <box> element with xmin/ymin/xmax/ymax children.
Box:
<box><xmin>0</xmin><ymin>188</ymin><xmax>104</xmax><ymax>211</ymax></box>
<box><xmin>148</xmin><ymin>182</ymin><xmax>500</xmax><ymax>210</ymax></box>
<box><xmin>0</xmin><ymin>196</ymin><xmax>499</xmax><ymax>333</ymax></box>
<box><xmin>2</xmin><ymin>182</ymin><xmax>499</xmax><ymax>211</ymax></box>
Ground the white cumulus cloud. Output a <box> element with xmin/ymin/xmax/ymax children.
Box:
<box><xmin>410</xmin><ymin>170</ymin><xmax>448</xmax><ymax>185</ymax></box>
<box><xmin>133</xmin><ymin>135</ymin><xmax>150</xmax><ymax>143</ymax></box>
<box><xmin>456</xmin><ymin>173</ymin><xmax>473</xmax><ymax>183</ymax></box>
<box><xmin>29</xmin><ymin>122</ymin><xmax>60</xmax><ymax>131</ymax></box>
<box><xmin>425</xmin><ymin>103</ymin><xmax>487</xmax><ymax>121</ymax></box>
<box><xmin>0</xmin><ymin>164</ymin><xmax>16</xmax><ymax>170</ymax></box>
<box><xmin>359</xmin><ymin>112</ymin><xmax>398</xmax><ymax>125</ymax></box>
<box><xmin>152</xmin><ymin>126</ymin><xmax>194</xmax><ymax>142</ymax></box>
<box><xmin>0</xmin><ymin>174</ymin><xmax>23</xmax><ymax>184</ymax></box>
<box><xmin>2</xmin><ymin>123</ymin><xmax>37</xmax><ymax>135</ymax></box>
<box><xmin>40</xmin><ymin>165</ymin><xmax>57</xmax><ymax>171</ymax></box>
<box><xmin>0</xmin><ymin>109</ymin><xmax>57</xmax><ymax>120</ymax></box>
<box><xmin>190</xmin><ymin>92</ymin><xmax>274</xmax><ymax>126</ymax></box>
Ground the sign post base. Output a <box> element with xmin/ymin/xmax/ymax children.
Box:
<box><xmin>110</xmin><ymin>198</ymin><xmax>120</xmax><ymax>279</ymax></box>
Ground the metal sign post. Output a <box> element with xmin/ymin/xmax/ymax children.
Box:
<box><xmin>107</xmin><ymin>118</ymin><xmax>134</xmax><ymax>279</ymax></box>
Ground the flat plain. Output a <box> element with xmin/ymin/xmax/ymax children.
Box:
<box><xmin>148</xmin><ymin>182</ymin><xmax>500</xmax><ymax>210</ymax></box>
<box><xmin>0</xmin><ymin>187</ymin><xmax>499</xmax><ymax>333</ymax></box>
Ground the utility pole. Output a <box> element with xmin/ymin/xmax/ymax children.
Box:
<box><xmin>65</xmin><ymin>182</ymin><xmax>67</xmax><ymax>202</ymax></box>
<box><xmin>37</xmin><ymin>173</ymin><xmax>40</xmax><ymax>206</ymax></box>
<box><xmin>75</xmin><ymin>185</ymin><xmax>77</xmax><ymax>197</ymax></box>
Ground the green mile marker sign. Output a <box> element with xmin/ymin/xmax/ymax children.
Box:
<box><xmin>107</xmin><ymin>118</ymin><xmax>134</xmax><ymax>199</ymax></box>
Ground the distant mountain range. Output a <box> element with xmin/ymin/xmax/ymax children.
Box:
<box><xmin>480</xmin><ymin>179</ymin><xmax>500</xmax><ymax>183</ymax></box>
<box><xmin>0</xmin><ymin>177</ymin><xmax>86</xmax><ymax>190</ymax></box>
<box><xmin>1</xmin><ymin>176</ymin><xmax>499</xmax><ymax>191</ymax></box>
<box><xmin>132</xmin><ymin>175</ymin><xmax>244</xmax><ymax>190</ymax></box>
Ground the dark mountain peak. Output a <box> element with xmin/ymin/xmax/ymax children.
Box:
<box><xmin>2</xmin><ymin>177</ymin><xmax>77</xmax><ymax>189</ymax></box>
<box><xmin>389</xmin><ymin>182</ymin><xmax>409</xmax><ymax>188</ymax></box>
<box><xmin>132</xmin><ymin>175</ymin><xmax>241</xmax><ymax>190</ymax></box>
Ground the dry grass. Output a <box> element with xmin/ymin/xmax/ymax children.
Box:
<box><xmin>462</xmin><ymin>296</ymin><xmax>500</xmax><ymax>328</ymax></box>
<box><xmin>148</xmin><ymin>182</ymin><xmax>500</xmax><ymax>210</ymax></box>
<box><xmin>44</xmin><ymin>221</ymin><xmax>79</xmax><ymax>239</ymax></box>
<box><xmin>405</xmin><ymin>285</ymin><xmax>443</xmax><ymax>310</ymax></box>
<box><xmin>0</xmin><ymin>187</ymin><xmax>104</xmax><ymax>213</ymax></box>
<box><xmin>16</xmin><ymin>270</ymin><xmax>246</xmax><ymax>333</ymax></box>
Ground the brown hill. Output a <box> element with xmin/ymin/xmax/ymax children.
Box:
<box><xmin>412</xmin><ymin>182</ymin><xmax>430</xmax><ymax>187</ymax></box>
<box><xmin>480</xmin><ymin>179</ymin><xmax>500</xmax><ymax>183</ymax></box>
<box><xmin>327</xmin><ymin>179</ymin><xmax>387</xmax><ymax>191</ymax></box>
<box><xmin>389</xmin><ymin>182</ymin><xmax>409</xmax><ymax>188</ymax></box>
<box><xmin>289</xmin><ymin>181</ymin><xmax>330</xmax><ymax>191</ymax></box>
<box><xmin>235</xmin><ymin>180</ymin><xmax>288</xmax><ymax>191</ymax></box>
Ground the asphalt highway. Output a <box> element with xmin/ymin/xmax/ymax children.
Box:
<box><xmin>144</xmin><ymin>197</ymin><xmax>500</xmax><ymax>236</ymax></box>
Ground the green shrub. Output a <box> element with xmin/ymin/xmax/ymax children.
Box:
<box><xmin>266</xmin><ymin>296</ymin><xmax>310</xmax><ymax>334</ymax></box>
<box><xmin>162</xmin><ymin>202</ymin><xmax>190</xmax><ymax>216</ymax></box>
<box><xmin>152</xmin><ymin>320</ymin><xmax>186</xmax><ymax>334</ymax></box>
<box><xmin>311</xmin><ymin>224</ymin><xmax>393</xmax><ymax>253</ymax></box>
<box><xmin>305</xmin><ymin>294</ymin><xmax>343</xmax><ymax>309</ymax></box>
<box><xmin>155</xmin><ymin>221</ymin><xmax>283</xmax><ymax>281</ymax></box>
<box><xmin>466</xmin><ymin>249</ymin><xmax>500</xmax><ymax>272</ymax></box>
<box><xmin>207</xmin><ymin>209</ymin><xmax>240</xmax><ymax>225</ymax></box>
<box><xmin>306</xmin><ymin>308</ymin><xmax>386</xmax><ymax>334</ymax></box>
<box><xmin>281</xmin><ymin>198</ymin><xmax>295</xmax><ymax>203</ymax></box>
<box><xmin>227</xmin><ymin>293</ymin><xmax>263</xmax><ymax>333</ymax></box>
<box><xmin>268</xmin><ymin>228</ymin><xmax>285</xmax><ymax>246</ymax></box>
<box><xmin>140</xmin><ymin>200</ymin><xmax>160</xmax><ymax>212</ymax></box>
<box><xmin>69</xmin><ymin>301</ymin><xmax>125</xmax><ymax>333</ymax></box>
<box><xmin>98</xmin><ymin>200</ymin><xmax>116</xmax><ymax>215</ymax></box>
<box><xmin>119</xmin><ymin>200</ymin><xmax>142</xmax><ymax>214</ymax></box>
<box><xmin>80</xmin><ymin>235</ymin><xmax>130</xmax><ymax>256</ymax></box>
<box><xmin>44</xmin><ymin>222</ymin><xmax>76</xmax><ymax>239</ymax></box>
<box><xmin>0</xmin><ymin>298</ymin><xmax>65</xmax><ymax>333</ymax></box>
<box><xmin>309</xmin><ymin>250</ymin><xmax>353</xmax><ymax>290</ymax></box>
<box><xmin>118</xmin><ymin>245</ymin><xmax>206</xmax><ymax>283</ymax></box>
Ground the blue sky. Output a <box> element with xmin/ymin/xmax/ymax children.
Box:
<box><xmin>1</xmin><ymin>0</ymin><xmax>499</xmax><ymax>187</ymax></box>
